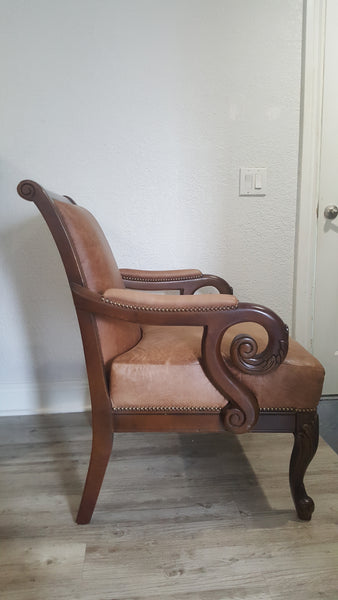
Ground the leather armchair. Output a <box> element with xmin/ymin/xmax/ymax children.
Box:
<box><xmin>17</xmin><ymin>180</ymin><xmax>324</xmax><ymax>524</ymax></box>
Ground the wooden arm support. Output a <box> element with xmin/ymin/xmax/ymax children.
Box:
<box><xmin>120</xmin><ymin>268</ymin><xmax>233</xmax><ymax>295</ymax></box>
<box><xmin>71</xmin><ymin>283</ymin><xmax>289</xmax><ymax>434</ymax></box>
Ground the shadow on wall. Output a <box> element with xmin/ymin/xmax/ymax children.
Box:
<box><xmin>2</xmin><ymin>213</ymin><xmax>88</xmax><ymax>413</ymax></box>
<box><xmin>2</xmin><ymin>212</ymin><xmax>91</xmax><ymax>516</ymax></box>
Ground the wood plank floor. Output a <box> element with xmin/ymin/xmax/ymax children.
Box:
<box><xmin>0</xmin><ymin>412</ymin><xmax>337</xmax><ymax>600</ymax></box>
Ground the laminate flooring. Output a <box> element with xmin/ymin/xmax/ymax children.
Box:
<box><xmin>0</xmin><ymin>412</ymin><xmax>337</xmax><ymax>600</ymax></box>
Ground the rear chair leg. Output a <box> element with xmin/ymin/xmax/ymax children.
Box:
<box><xmin>289</xmin><ymin>411</ymin><xmax>319</xmax><ymax>521</ymax></box>
<box><xmin>76</xmin><ymin>432</ymin><xmax>113</xmax><ymax>525</ymax></box>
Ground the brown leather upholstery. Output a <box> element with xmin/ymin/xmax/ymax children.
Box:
<box><xmin>46</xmin><ymin>198</ymin><xmax>324</xmax><ymax>414</ymax></box>
<box><xmin>103</xmin><ymin>287</ymin><xmax>239</xmax><ymax>311</ymax></box>
<box><xmin>111</xmin><ymin>323</ymin><xmax>324</xmax><ymax>411</ymax></box>
<box><xmin>54</xmin><ymin>201</ymin><xmax>141</xmax><ymax>364</ymax></box>
<box><xmin>120</xmin><ymin>268</ymin><xmax>204</xmax><ymax>281</ymax></box>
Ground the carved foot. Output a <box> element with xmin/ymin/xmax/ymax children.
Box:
<box><xmin>289</xmin><ymin>412</ymin><xmax>319</xmax><ymax>521</ymax></box>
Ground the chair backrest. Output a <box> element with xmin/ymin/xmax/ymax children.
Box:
<box><xmin>17</xmin><ymin>180</ymin><xmax>141</xmax><ymax>370</ymax></box>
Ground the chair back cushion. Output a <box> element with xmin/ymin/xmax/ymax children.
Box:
<box><xmin>54</xmin><ymin>200</ymin><xmax>142</xmax><ymax>366</ymax></box>
<box><xmin>54</xmin><ymin>201</ymin><xmax>123</xmax><ymax>293</ymax></box>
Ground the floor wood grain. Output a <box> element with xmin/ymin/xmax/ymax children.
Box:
<box><xmin>0</xmin><ymin>413</ymin><xmax>337</xmax><ymax>600</ymax></box>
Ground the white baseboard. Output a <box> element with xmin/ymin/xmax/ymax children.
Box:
<box><xmin>0</xmin><ymin>381</ymin><xmax>90</xmax><ymax>416</ymax></box>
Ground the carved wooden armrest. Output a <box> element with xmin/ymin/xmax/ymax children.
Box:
<box><xmin>72</xmin><ymin>283</ymin><xmax>238</xmax><ymax>325</ymax></box>
<box><xmin>201</xmin><ymin>303</ymin><xmax>289</xmax><ymax>433</ymax></box>
<box><xmin>71</xmin><ymin>284</ymin><xmax>288</xmax><ymax>434</ymax></box>
<box><xmin>119</xmin><ymin>268</ymin><xmax>233</xmax><ymax>294</ymax></box>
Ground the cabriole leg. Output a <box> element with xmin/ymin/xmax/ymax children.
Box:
<box><xmin>289</xmin><ymin>411</ymin><xmax>319</xmax><ymax>521</ymax></box>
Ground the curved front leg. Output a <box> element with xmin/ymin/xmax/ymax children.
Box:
<box><xmin>289</xmin><ymin>412</ymin><xmax>319</xmax><ymax>520</ymax></box>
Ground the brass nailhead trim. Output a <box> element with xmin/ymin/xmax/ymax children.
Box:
<box><xmin>101</xmin><ymin>297</ymin><xmax>238</xmax><ymax>312</ymax></box>
<box><xmin>121</xmin><ymin>274</ymin><xmax>203</xmax><ymax>282</ymax></box>
<box><xmin>259</xmin><ymin>407</ymin><xmax>316</xmax><ymax>413</ymax></box>
<box><xmin>112</xmin><ymin>406</ymin><xmax>316</xmax><ymax>414</ymax></box>
<box><xmin>113</xmin><ymin>406</ymin><xmax>223</xmax><ymax>413</ymax></box>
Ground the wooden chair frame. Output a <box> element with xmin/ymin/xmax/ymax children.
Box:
<box><xmin>18</xmin><ymin>180</ymin><xmax>319</xmax><ymax>524</ymax></box>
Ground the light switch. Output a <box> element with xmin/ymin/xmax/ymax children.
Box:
<box><xmin>239</xmin><ymin>167</ymin><xmax>267</xmax><ymax>196</ymax></box>
<box><xmin>254</xmin><ymin>172</ymin><xmax>262</xmax><ymax>189</ymax></box>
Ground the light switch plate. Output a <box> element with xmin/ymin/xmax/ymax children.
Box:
<box><xmin>239</xmin><ymin>167</ymin><xmax>267</xmax><ymax>196</ymax></box>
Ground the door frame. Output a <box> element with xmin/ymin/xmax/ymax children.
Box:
<box><xmin>294</xmin><ymin>0</ymin><xmax>326</xmax><ymax>350</ymax></box>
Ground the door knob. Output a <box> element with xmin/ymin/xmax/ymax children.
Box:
<box><xmin>324</xmin><ymin>205</ymin><xmax>338</xmax><ymax>220</ymax></box>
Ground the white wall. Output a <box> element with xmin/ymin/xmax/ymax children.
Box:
<box><xmin>0</xmin><ymin>0</ymin><xmax>303</xmax><ymax>414</ymax></box>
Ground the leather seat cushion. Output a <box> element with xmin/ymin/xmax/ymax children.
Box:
<box><xmin>110</xmin><ymin>323</ymin><xmax>324</xmax><ymax>411</ymax></box>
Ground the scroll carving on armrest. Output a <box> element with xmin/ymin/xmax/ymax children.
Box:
<box><xmin>228</xmin><ymin>303</ymin><xmax>289</xmax><ymax>375</ymax></box>
<box><xmin>201</xmin><ymin>303</ymin><xmax>289</xmax><ymax>434</ymax></box>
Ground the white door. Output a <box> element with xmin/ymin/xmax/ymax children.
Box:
<box><xmin>312</xmin><ymin>0</ymin><xmax>338</xmax><ymax>395</ymax></box>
